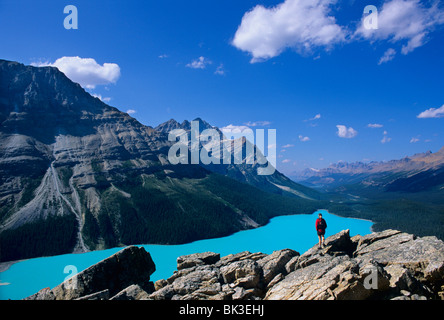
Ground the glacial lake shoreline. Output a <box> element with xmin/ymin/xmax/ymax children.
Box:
<box><xmin>0</xmin><ymin>209</ymin><xmax>373</xmax><ymax>300</ymax></box>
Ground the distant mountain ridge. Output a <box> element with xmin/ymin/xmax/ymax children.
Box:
<box><xmin>293</xmin><ymin>147</ymin><xmax>444</xmax><ymax>192</ymax></box>
<box><xmin>155</xmin><ymin>118</ymin><xmax>216</xmax><ymax>134</ymax></box>
<box><xmin>0</xmin><ymin>59</ymin><xmax>320</xmax><ymax>262</ymax></box>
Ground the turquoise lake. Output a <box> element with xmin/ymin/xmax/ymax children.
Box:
<box><xmin>0</xmin><ymin>210</ymin><xmax>373</xmax><ymax>300</ymax></box>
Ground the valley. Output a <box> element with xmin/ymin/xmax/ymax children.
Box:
<box><xmin>1</xmin><ymin>59</ymin><xmax>442</xmax><ymax>266</ymax></box>
<box><xmin>0</xmin><ymin>60</ymin><xmax>321</xmax><ymax>262</ymax></box>
<box><xmin>293</xmin><ymin>148</ymin><xmax>444</xmax><ymax>239</ymax></box>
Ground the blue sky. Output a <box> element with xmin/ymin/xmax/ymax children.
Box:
<box><xmin>1</xmin><ymin>0</ymin><xmax>443</xmax><ymax>174</ymax></box>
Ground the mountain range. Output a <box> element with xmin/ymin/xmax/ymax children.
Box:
<box><xmin>293</xmin><ymin>147</ymin><xmax>444</xmax><ymax>194</ymax></box>
<box><xmin>0</xmin><ymin>60</ymin><xmax>320</xmax><ymax>262</ymax></box>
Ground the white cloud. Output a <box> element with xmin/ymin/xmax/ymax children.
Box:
<box><xmin>92</xmin><ymin>93</ymin><xmax>111</xmax><ymax>103</ymax></box>
<box><xmin>410</xmin><ymin>137</ymin><xmax>420</xmax><ymax>143</ymax></box>
<box><xmin>305</xmin><ymin>114</ymin><xmax>321</xmax><ymax>121</ymax></box>
<box><xmin>378</xmin><ymin>48</ymin><xmax>396</xmax><ymax>64</ymax></box>
<box><xmin>381</xmin><ymin>130</ymin><xmax>392</xmax><ymax>143</ymax></box>
<box><xmin>336</xmin><ymin>125</ymin><xmax>358</xmax><ymax>138</ymax></box>
<box><xmin>232</xmin><ymin>0</ymin><xmax>444</xmax><ymax>63</ymax></box>
<box><xmin>158</xmin><ymin>54</ymin><xmax>168</xmax><ymax>59</ymax></box>
<box><xmin>221</xmin><ymin>124</ymin><xmax>252</xmax><ymax>133</ymax></box>
<box><xmin>417</xmin><ymin>104</ymin><xmax>444</xmax><ymax>118</ymax></box>
<box><xmin>232</xmin><ymin>0</ymin><xmax>346</xmax><ymax>62</ymax></box>
<box><xmin>32</xmin><ymin>56</ymin><xmax>121</xmax><ymax>89</ymax></box>
<box><xmin>282</xmin><ymin>159</ymin><xmax>291</xmax><ymax>163</ymax></box>
<box><xmin>186</xmin><ymin>56</ymin><xmax>212</xmax><ymax>69</ymax></box>
<box><xmin>367</xmin><ymin>123</ymin><xmax>384</xmax><ymax>128</ymax></box>
<box><xmin>214</xmin><ymin>64</ymin><xmax>225</xmax><ymax>75</ymax></box>
<box><xmin>244</xmin><ymin>121</ymin><xmax>271</xmax><ymax>127</ymax></box>
<box><xmin>282</xmin><ymin>144</ymin><xmax>295</xmax><ymax>148</ymax></box>
<box><xmin>126</xmin><ymin>109</ymin><xmax>137</xmax><ymax>115</ymax></box>
<box><xmin>298</xmin><ymin>135</ymin><xmax>310</xmax><ymax>142</ymax></box>
<box><xmin>356</xmin><ymin>0</ymin><xmax>444</xmax><ymax>55</ymax></box>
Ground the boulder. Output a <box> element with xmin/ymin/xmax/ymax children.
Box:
<box><xmin>265</xmin><ymin>255</ymin><xmax>353</xmax><ymax>300</ymax></box>
<box><xmin>24</xmin><ymin>287</ymin><xmax>55</xmax><ymax>300</ymax></box>
<box><xmin>294</xmin><ymin>230</ymin><xmax>353</xmax><ymax>271</ymax></box>
<box><xmin>110</xmin><ymin>284</ymin><xmax>151</xmax><ymax>300</ymax></box>
<box><xmin>257</xmin><ymin>249</ymin><xmax>299</xmax><ymax>285</ymax></box>
<box><xmin>355</xmin><ymin>229</ymin><xmax>401</xmax><ymax>251</ymax></box>
<box><xmin>149</xmin><ymin>265</ymin><xmax>225</xmax><ymax>300</ymax></box>
<box><xmin>323</xmin><ymin>229</ymin><xmax>355</xmax><ymax>255</ymax></box>
<box><xmin>220</xmin><ymin>259</ymin><xmax>263</xmax><ymax>289</ymax></box>
<box><xmin>75</xmin><ymin>289</ymin><xmax>109</xmax><ymax>300</ymax></box>
<box><xmin>215</xmin><ymin>251</ymin><xmax>267</xmax><ymax>268</ymax></box>
<box><xmin>265</xmin><ymin>256</ymin><xmax>392</xmax><ymax>300</ymax></box>
<box><xmin>266</xmin><ymin>273</ymin><xmax>285</xmax><ymax>291</ymax></box>
<box><xmin>149</xmin><ymin>283</ymin><xmax>176</xmax><ymax>300</ymax></box>
<box><xmin>384</xmin><ymin>264</ymin><xmax>421</xmax><ymax>293</ymax></box>
<box><xmin>177</xmin><ymin>252</ymin><xmax>220</xmax><ymax>270</ymax></box>
<box><xmin>357</xmin><ymin>261</ymin><xmax>390</xmax><ymax>293</ymax></box>
<box><xmin>154</xmin><ymin>278</ymin><xmax>168</xmax><ymax>291</ymax></box>
<box><xmin>285</xmin><ymin>256</ymin><xmax>300</xmax><ymax>274</ymax></box>
<box><xmin>172</xmin><ymin>266</ymin><xmax>220</xmax><ymax>296</ymax></box>
<box><xmin>355</xmin><ymin>233</ymin><xmax>444</xmax><ymax>286</ymax></box>
<box><xmin>354</xmin><ymin>231</ymin><xmax>413</xmax><ymax>257</ymax></box>
<box><xmin>51</xmin><ymin>246</ymin><xmax>155</xmax><ymax>300</ymax></box>
<box><xmin>232</xmin><ymin>287</ymin><xmax>250</xmax><ymax>300</ymax></box>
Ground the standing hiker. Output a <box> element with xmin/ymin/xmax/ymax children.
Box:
<box><xmin>316</xmin><ymin>213</ymin><xmax>327</xmax><ymax>248</ymax></box>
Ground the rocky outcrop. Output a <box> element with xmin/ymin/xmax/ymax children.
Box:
<box><xmin>265</xmin><ymin>229</ymin><xmax>444</xmax><ymax>300</ymax></box>
<box><xmin>148</xmin><ymin>249</ymin><xmax>295</xmax><ymax>301</ymax></box>
<box><xmin>25</xmin><ymin>229</ymin><xmax>444</xmax><ymax>300</ymax></box>
<box><xmin>25</xmin><ymin>246</ymin><xmax>155</xmax><ymax>300</ymax></box>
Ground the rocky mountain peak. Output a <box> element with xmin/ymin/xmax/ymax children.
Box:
<box><xmin>154</xmin><ymin>118</ymin><xmax>181</xmax><ymax>133</ymax></box>
<box><xmin>155</xmin><ymin>117</ymin><xmax>217</xmax><ymax>134</ymax></box>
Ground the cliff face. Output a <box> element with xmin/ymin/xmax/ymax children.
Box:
<box><xmin>0</xmin><ymin>60</ymin><xmax>170</xmax><ymax>257</ymax></box>
<box><xmin>26</xmin><ymin>229</ymin><xmax>444</xmax><ymax>300</ymax></box>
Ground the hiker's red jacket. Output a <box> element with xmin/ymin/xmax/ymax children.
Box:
<box><xmin>316</xmin><ymin>218</ymin><xmax>327</xmax><ymax>231</ymax></box>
